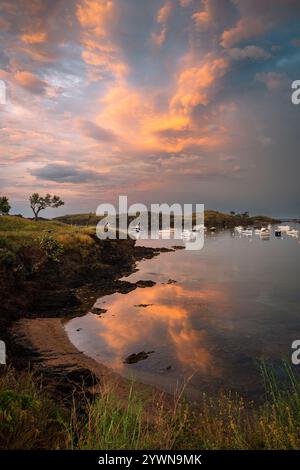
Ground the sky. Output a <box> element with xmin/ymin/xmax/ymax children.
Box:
<box><xmin>0</xmin><ymin>0</ymin><xmax>300</xmax><ymax>218</ymax></box>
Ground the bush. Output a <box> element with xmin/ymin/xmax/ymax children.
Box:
<box><xmin>0</xmin><ymin>248</ymin><xmax>16</xmax><ymax>267</ymax></box>
<box><xmin>36</xmin><ymin>235</ymin><xmax>64</xmax><ymax>262</ymax></box>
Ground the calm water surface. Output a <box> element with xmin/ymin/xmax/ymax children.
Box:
<box><xmin>65</xmin><ymin>226</ymin><xmax>300</xmax><ymax>400</ymax></box>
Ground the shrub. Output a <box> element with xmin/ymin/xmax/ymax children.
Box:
<box><xmin>0</xmin><ymin>248</ymin><xmax>16</xmax><ymax>267</ymax></box>
<box><xmin>36</xmin><ymin>235</ymin><xmax>64</xmax><ymax>262</ymax></box>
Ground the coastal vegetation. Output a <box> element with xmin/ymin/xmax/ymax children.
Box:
<box><xmin>0</xmin><ymin>212</ymin><xmax>290</xmax><ymax>451</ymax></box>
<box><xmin>1</xmin><ymin>363</ymin><xmax>300</xmax><ymax>450</ymax></box>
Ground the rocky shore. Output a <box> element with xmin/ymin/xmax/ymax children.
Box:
<box><xmin>0</xmin><ymin>230</ymin><xmax>173</xmax><ymax>403</ymax></box>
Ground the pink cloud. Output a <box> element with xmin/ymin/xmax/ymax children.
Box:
<box><xmin>14</xmin><ymin>71</ymin><xmax>48</xmax><ymax>94</ymax></box>
<box><xmin>192</xmin><ymin>0</ymin><xmax>212</xmax><ymax>30</ymax></box>
<box><xmin>221</xmin><ymin>16</ymin><xmax>270</xmax><ymax>48</ymax></box>
<box><xmin>171</xmin><ymin>55</ymin><xmax>229</xmax><ymax>114</ymax></box>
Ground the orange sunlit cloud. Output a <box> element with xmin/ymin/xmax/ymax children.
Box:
<box><xmin>0</xmin><ymin>0</ymin><xmax>298</xmax><ymax>215</ymax></box>
<box><xmin>20</xmin><ymin>32</ymin><xmax>48</xmax><ymax>44</ymax></box>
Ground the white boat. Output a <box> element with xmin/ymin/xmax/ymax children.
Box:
<box><xmin>235</xmin><ymin>226</ymin><xmax>243</xmax><ymax>233</ymax></box>
<box><xmin>277</xmin><ymin>225</ymin><xmax>290</xmax><ymax>231</ymax></box>
<box><xmin>128</xmin><ymin>224</ymin><xmax>143</xmax><ymax>235</ymax></box>
<box><xmin>260</xmin><ymin>228</ymin><xmax>270</xmax><ymax>238</ymax></box>
<box><xmin>192</xmin><ymin>224</ymin><xmax>205</xmax><ymax>231</ymax></box>
<box><xmin>242</xmin><ymin>228</ymin><xmax>253</xmax><ymax>236</ymax></box>
<box><xmin>287</xmin><ymin>229</ymin><xmax>299</xmax><ymax>237</ymax></box>
<box><xmin>254</xmin><ymin>228</ymin><xmax>261</xmax><ymax>235</ymax></box>
<box><xmin>181</xmin><ymin>230</ymin><xmax>196</xmax><ymax>241</ymax></box>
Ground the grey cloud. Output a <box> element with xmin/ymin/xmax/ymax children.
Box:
<box><xmin>228</xmin><ymin>46</ymin><xmax>271</xmax><ymax>61</ymax></box>
<box><xmin>76</xmin><ymin>119</ymin><xmax>118</xmax><ymax>142</ymax></box>
<box><xmin>30</xmin><ymin>163</ymin><xmax>101</xmax><ymax>183</ymax></box>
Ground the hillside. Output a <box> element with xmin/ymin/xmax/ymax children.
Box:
<box><xmin>54</xmin><ymin>210</ymin><xmax>280</xmax><ymax>229</ymax></box>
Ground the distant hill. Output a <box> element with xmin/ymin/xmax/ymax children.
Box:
<box><xmin>203</xmin><ymin>210</ymin><xmax>280</xmax><ymax>228</ymax></box>
<box><xmin>54</xmin><ymin>210</ymin><xmax>280</xmax><ymax>228</ymax></box>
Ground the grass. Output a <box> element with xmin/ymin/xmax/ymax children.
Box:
<box><xmin>1</xmin><ymin>362</ymin><xmax>300</xmax><ymax>450</ymax></box>
<box><xmin>0</xmin><ymin>368</ymin><xmax>67</xmax><ymax>450</ymax></box>
<box><xmin>0</xmin><ymin>215</ymin><xmax>96</xmax><ymax>252</ymax></box>
<box><xmin>0</xmin><ymin>211</ymin><xmax>279</xmax><ymax>252</ymax></box>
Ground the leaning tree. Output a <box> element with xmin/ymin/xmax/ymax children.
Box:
<box><xmin>29</xmin><ymin>193</ymin><xmax>64</xmax><ymax>220</ymax></box>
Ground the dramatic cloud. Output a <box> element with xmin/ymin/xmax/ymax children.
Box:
<box><xmin>227</xmin><ymin>46</ymin><xmax>271</xmax><ymax>61</ymax></box>
<box><xmin>170</xmin><ymin>55</ymin><xmax>229</xmax><ymax>113</ymax></box>
<box><xmin>76</xmin><ymin>119</ymin><xmax>117</xmax><ymax>142</ymax></box>
<box><xmin>193</xmin><ymin>0</ymin><xmax>213</xmax><ymax>30</ymax></box>
<box><xmin>14</xmin><ymin>71</ymin><xmax>48</xmax><ymax>94</ymax></box>
<box><xmin>220</xmin><ymin>16</ymin><xmax>268</xmax><ymax>49</ymax></box>
<box><xmin>30</xmin><ymin>164</ymin><xmax>102</xmax><ymax>183</ymax></box>
<box><xmin>151</xmin><ymin>0</ymin><xmax>174</xmax><ymax>47</ymax></box>
<box><xmin>0</xmin><ymin>0</ymin><xmax>299</xmax><ymax>216</ymax></box>
<box><xmin>20</xmin><ymin>32</ymin><xmax>48</xmax><ymax>44</ymax></box>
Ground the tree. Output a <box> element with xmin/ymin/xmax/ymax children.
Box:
<box><xmin>29</xmin><ymin>193</ymin><xmax>64</xmax><ymax>220</ymax></box>
<box><xmin>0</xmin><ymin>196</ymin><xmax>11</xmax><ymax>215</ymax></box>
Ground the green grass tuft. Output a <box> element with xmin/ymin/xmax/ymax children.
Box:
<box><xmin>1</xmin><ymin>363</ymin><xmax>300</xmax><ymax>450</ymax></box>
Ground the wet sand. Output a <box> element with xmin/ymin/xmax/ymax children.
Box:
<box><xmin>11</xmin><ymin>317</ymin><xmax>168</xmax><ymax>405</ymax></box>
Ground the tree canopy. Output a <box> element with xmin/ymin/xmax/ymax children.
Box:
<box><xmin>29</xmin><ymin>193</ymin><xmax>64</xmax><ymax>220</ymax></box>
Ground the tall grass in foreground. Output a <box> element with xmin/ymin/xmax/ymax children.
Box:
<box><xmin>0</xmin><ymin>368</ymin><xmax>67</xmax><ymax>449</ymax></box>
<box><xmin>68</xmin><ymin>384</ymin><xmax>189</xmax><ymax>450</ymax></box>
<box><xmin>1</xmin><ymin>363</ymin><xmax>300</xmax><ymax>450</ymax></box>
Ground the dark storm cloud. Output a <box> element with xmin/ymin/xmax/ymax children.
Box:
<box><xmin>30</xmin><ymin>163</ymin><xmax>99</xmax><ymax>183</ymax></box>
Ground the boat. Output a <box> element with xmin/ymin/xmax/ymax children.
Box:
<box><xmin>242</xmin><ymin>228</ymin><xmax>253</xmax><ymax>236</ymax></box>
<box><xmin>235</xmin><ymin>226</ymin><xmax>243</xmax><ymax>233</ymax></box>
<box><xmin>209</xmin><ymin>227</ymin><xmax>216</xmax><ymax>232</ymax></box>
<box><xmin>181</xmin><ymin>230</ymin><xmax>196</xmax><ymax>241</ymax></box>
<box><xmin>254</xmin><ymin>228</ymin><xmax>261</xmax><ymax>235</ymax></box>
<box><xmin>277</xmin><ymin>225</ymin><xmax>290</xmax><ymax>231</ymax></box>
<box><xmin>192</xmin><ymin>224</ymin><xmax>205</xmax><ymax>231</ymax></box>
<box><xmin>287</xmin><ymin>229</ymin><xmax>299</xmax><ymax>237</ymax></box>
<box><xmin>260</xmin><ymin>227</ymin><xmax>270</xmax><ymax>238</ymax></box>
